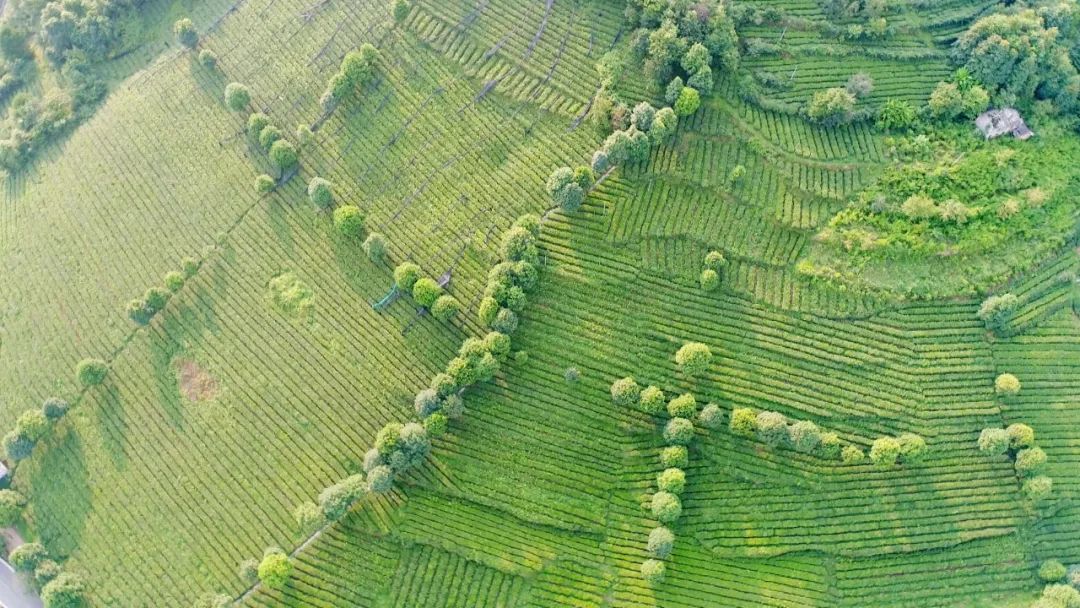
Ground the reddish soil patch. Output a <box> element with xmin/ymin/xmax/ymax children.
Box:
<box><xmin>177</xmin><ymin>360</ymin><xmax>218</xmax><ymax>402</ymax></box>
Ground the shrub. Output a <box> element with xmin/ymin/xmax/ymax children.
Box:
<box><xmin>362</xmin><ymin>232</ymin><xmax>387</xmax><ymax>261</ymax></box>
<box><xmin>269</xmin><ymin>139</ymin><xmax>298</xmax><ymax>171</ymax></box>
<box><xmin>841</xmin><ymin>445</ymin><xmax>865</xmax><ymax>464</ymax></box>
<box><xmin>675</xmin><ymin>342</ymin><xmax>712</xmax><ymax>376</ymax></box>
<box><xmin>995</xmin><ymin>373</ymin><xmax>1021</xmax><ymax>395</ymax></box>
<box><xmin>1015</xmin><ymin>447</ymin><xmax>1047</xmax><ymax>475</ymax></box>
<box><xmin>729</xmin><ymin>407</ymin><xmax>757</xmax><ymax>437</ymax></box>
<box><xmin>393</xmin><ymin>262</ymin><xmax>421</xmax><ymax>291</ymax></box>
<box><xmin>258</xmin><ymin>550</ymin><xmax>292</xmax><ymax>589</ymax></box>
<box><xmin>700</xmin><ymin>268</ymin><xmax>719</xmax><ymax>291</ymax></box>
<box><xmin>755</xmin><ymin>411</ymin><xmax>788</xmax><ymax>447</ymax></box>
<box><xmin>10</xmin><ymin>543</ymin><xmax>47</xmax><ymax>572</ymax></box>
<box><xmin>660</xmin><ymin>445</ymin><xmax>688</xmax><ymax>468</ymax></box>
<box><xmin>611</xmin><ymin>377</ymin><xmax>641</xmax><ymax>407</ymax></box>
<box><xmin>698</xmin><ymin>403</ymin><xmax>722</xmax><ymax>429</ymax></box>
<box><xmin>876</xmin><ymin>98</ymin><xmax>917</xmax><ymax>131</ymax></box>
<box><xmin>42</xmin><ymin>397</ymin><xmax>69</xmax><ymax>421</ymax></box>
<box><xmin>1006</xmin><ymin>423</ymin><xmax>1035</xmax><ymax>449</ymax></box>
<box><xmin>333</xmin><ymin>205</ymin><xmax>364</xmax><ymax>238</ymax></box>
<box><xmin>173</xmin><ymin>18</ymin><xmax>197</xmax><ymax>48</ymax></box>
<box><xmin>977</xmin><ymin>428</ymin><xmax>1009</xmax><ymax>455</ymax></box>
<box><xmin>674</xmin><ymin>86</ymin><xmax>700</xmax><ymax>116</ymax></box>
<box><xmin>1025</xmin><ymin>475</ymin><xmax>1053</xmax><ymax>502</ymax></box>
<box><xmin>641</xmin><ymin>558</ymin><xmax>666</xmax><ymax>585</ymax></box>
<box><xmin>869</xmin><ymin>436</ymin><xmax>901</xmax><ymax>466</ymax></box>
<box><xmin>412</xmin><ymin>277</ymin><xmax>442</xmax><ymax>308</ymax></box>
<box><xmin>900</xmin><ymin>194</ymin><xmax>936</xmax><ymax>220</ymax></box>
<box><xmin>977</xmin><ymin>293</ymin><xmax>1019</xmax><ymax>331</ymax></box>
<box><xmin>704</xmin><ymin>250</ymin><xmax>726</xmax><ymax>270</ymax></box>
<box><xmin>16</xmin><ymin>409</ymin><xmax>49</xmax><ymax>442</ymax></box>
<box><xmin>75</xmin><ymin>358</ymin><xmax>107</xmax><ymax>386</ymax></box>
<box><xmin>563</xmin><ymin>367</ymin><xmax>580</xmax><ymax>383</ymax></box>
<box><xmin>431</xmin><ymin>295</ymin><xmax>460</xmax><ymax>321</ymax></box>
<box><xmin>0</xmin><ymin>489</ymin><xmax>25</xmax><ymax>526</ymax></box>
<box><xmin>293</xmin><ymin>501</ymin><xmax>324</xmax><ymax>534</ymax></box>
<box><xmin>789</xmin><ymin>420</ymin><xmax>821</xmax><ymax>453</ymax></box>
<box><xmin>845</xmin><ymin>72</ymin><xmax>873</xmax><ymax>98</ymax></box>
<box><xmin>666</xmin><ymin>393</ymin><xmax>697</xmax><ymax>418</ymax></box>
<box><xmin>897</xmin><ymin>433</ymin><xmax>927</xmax><ymax>463</ymax></box>
<box><xmin>254</xmin><ymin>174</ymin><xmax>275</xmax><ymax>194</ymax></box>
<box><xmin>807</xmin><ymin>87</ymin><xmax>855</xmax><ymax>125</ymax></box>
<box><xmin>40</xmin><ymin>572</ymin><xmax>85</xmax><ymax>608</ymax></box>
<box><xmin>238</xmin><ymin>558</ymin><xmax>259</xmax><ymax>585</ymax></box>
<box><xmin>663</xmin><ymin>417</ymin><xmax>695</xmax><ymax>445</ymax></box>
<box><xmin>198</xmin><ymin>49</ymin><xmax>217</xmax><ymax>69</ymax></box>
<box><xmin>657</xmin><ymin>468</ymin><xmax>685</xmax><ymax>495</ymax></box>
<box><xmin>3</xmin><ymin>432</ymin><xmax>33</xmax><ymax>461</ymax></box>
<box><xmin>392</xmin><ymin>0</ymin><xmax>410</xmax><ymax>23</ymax></box>
<box><xmin>647</xmin><ymin>526</ymin><xmax>674</xmax><ymax>559</ymax></box>
<box><xmin>651</xmin><ymin>491</ymin><xmax>682</xmax><ymax>523</ymax></box>
<box><xmin>224</xmin><ymin>82</ymin><xmax>250</xmax><ymax>111</ymax></box>
<box><xmin>639</xmin><ymin>386</ymin><xmax>665</xmax><ymax>415</ymax></box>
<box><xmin>928</xmin><ymin>81</ymin><xmax>963</xmax><ymax>119</ymax></box>
<box><xmin>1039</xmin><ymin>560</ymin><xmax>1067</xmax><ymax>583</ymax></box>
<box><xmin>182</xmin><ymin>257</ymin><xmax>199</xmax><ymax>278</ymax></box>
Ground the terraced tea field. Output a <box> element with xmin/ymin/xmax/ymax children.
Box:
<box><xmin>1</xmin><ymin>0</ymin><xmax>1079</xmax><ymax>606</ymax></box>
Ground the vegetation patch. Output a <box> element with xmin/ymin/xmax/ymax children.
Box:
<box><xmin>267</xmin><ymin>272</ymin><xmax>314</xmax><ymax>321</ymax></box>
<box><xmin>176</xmin><ymin>359</ymin><xmax>218</xmax><ymax>403</ymax></box>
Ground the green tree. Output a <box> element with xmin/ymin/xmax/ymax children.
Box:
<box><xmin>651</xmin><ymin>490</ymin><xmax>682</xmax><ymax>523</ymax></box>
<box><xmin>789</xmin><ymin>420</ymin><xmax>822</xmax><ymax>454</ymax></box>
<box><xmin>666</xmin><ymin>393</ymin><xmax>697</xmax><ymax>418</ymax></box>
<box><xmin>675</xmin><ymin>342</ymin><xmax>712</xmax><ymax>376</ymax></box>
<box><xmin>362</xmin><ymin>232</ymin><xmax>387</xmax><ymax>261</ymax></box>
<box><xmin>756</xmin><ymin>411</ymin><xmax>788</xmax><ymax>447</ymax></box>
<box><xmin>16</xmin><ymin>409</ymin><xmax>49</xmax><ymax>442</ymax></box>
<box><xmin>978</xmin><ymin>294</ymin><xmax>1019</xmax><ymax>331</ymax></box>
<box><xmin>807</xmin><ymin>87</ymin><xmax>855</xmax><ymax>125</ymax></box>
<box><xmin>545</xmin><ymin>167</ymin><xmax>585</xmax><ymax>213</ymax></box>
<box><xmin>841</xmin><ymin>445</ymin><xmax>865</xmax><ymax>464</ymax></box>
<box><xmin>1015</xmin><ymin>446</ymin><xmax>1047</xmax><ymax>475</ymax></box>
<box><xmin>631</xmin><ymin>101</ymin><xmax>656</xmax><ymax>131</ymax></box>
<box><xmin>255</xmin><ymin>174</ymin><xmax>275</xmax><ymax>194</ymax></box>
<box><xmin>657</xmin><ymin>468</ymin><xmax>685</xmax><ymax>494</ymax></box>
<box><xmin>9</xmin><ymin>543</ymin><xmax>47</xmax><ymax>572</ymax></box>
<box><xmin>869</xmin><ymin>436</ymin><xmax>901</xmax><ymax>466</ymax></box>
<box><xmin>610</xmin><ymin>377</ymin><xmax>641</xmax><ymax>407</ymax></box>
<box><xmin>247</xmin><ymin>112</ymin><xmax>270</xmax><ymax>139</ymax></box>
<box><xmin>198</xmin><ymin>49</ymin><xmax>217</xmax><ymax>69</ymax></box>
<box><xmin>41</xmin><ymin>572</ymin><xmax>84</xmax><ymax>608</ymax></box>
<box><xmin>698</xmin><ymin>403</ymin><xmax>723</xmax><ymax>429</ymax></box>
<box><xmin>224</xmin><ymin>82</ymin><xmax>251</xmax><ymax>111</ymax></box>
<box><xmin>876</xmin><ymin>99</ymin><xmax>917</xmax><ymax>131</ymax></box>
<box><xmin>1006</xmin><ymin>423</ymin><xmax>1035</xmax><ymax>449</ymax></box>
<box><xmin>431</xmin><ymin>295</ymin><xmax>460</xmax><ymax>321</ymax></box>
<box><xmin>258</xmin><ymin>550</ymin><xmax>292</xmax><ymax>589</ymax></box>
<box><xmin>412</xmin><ymin>277</ymin><xmax>442</xmax><ymax>308</ymax></box>
<box><xmin>674</xmin><ymin>86</ymin><xmax>701</xmax><ymax>116</ymax></box>
<box><xmin>1024</xmin><ymin>476</ymin><xmax>1053</xmax><ymax>502</ymax></box>
<box><xmin>640</xmin><ymin>558</ymin><xmax>665</xmax><ymax>585</ymax></box>
<box><xmin>647</xmin><ymin>526</ymin><xmax>674</xmax><ymax>559</ymax></box>
<box><xmin>977</xmin><ymin>427</ymin><xmax>1009</xmax><ymax>455</ymax></box>
<box><xmin>995</xmin><ymin>373</ymin><xmax>1021</xmax><ymax>395</ymax></box>
<box><xmin>1040</xmin><ymin>560</ymin><xmax>1067</xmax><ymax>583</ymax></box>
<box><xmin>164</xmin><ymin>271</ymin><xmax>185</xmax><ymax>293</ymax></box>
<box><xmin>639</xmin><ymin>386</ymin><xmax>666</xmax><ymax>415</ymax></box>
<box><xmin>269</xmin><ymin>139</ymin><xmax>298</xmax><ymax>171</ymax></box>
<box><xmin>699</xmin><ymin>268</ymin><xmax>720</xmax><ymax>292</ymax></box>
<box><xmin>0</xmin><ymin>489</ymin><xmax>25</xmax><ymax>526</ymax></box>
<box><xmin>663</xmin><ymin>417</ymin><xmax>695</xmax><ymax>445</ymax></box>
<box><xmin>333</xmin><ymin>205</ymin><xmax>364</xmax><ymax>238</ymax></box>
<box><xmin>3</xmin><ymin>432</ymin><xmax>33</xmax><ymax>461</ymax></box>
<box><xmin>660</xmin><ymin>445</ymin><xmax>688</xmax><ymax>468</ymax></box>
<box><xmin>391</xmin><ymin>0</ymin><xmax>410</xmax><ymax>23</ymax></box>
<box><xmin>729</xmin><ymin>407</ymin><xmax>757</xmax><ymax>438</ymax></box>
<box><xmin>393</xmin><ymin>262</ymin><xmax>421</xmax><ymax>291</ymax></box>
<box><xmin>293</xmin><ymin>501</ymin><xmax>324</xmax><ymax>534</ymax></box>
<box><xmin>650</xmin><ymin>107</ymin><xmax>678</xmax><ymax>143</ymax></box>
<box><xmin>928</xmin><ymin>81</ymin><xmax>963</xmax><ymax>119</ymax></box>
<box><xmin>897</xmin><ymin>432</ymin><xmax>927</xmax><ymax>463</ymax></box>
<box><xmin>173</xmin><ymin>18</ymin><xmax>198</xmax><ymax>49</ymax></box>
<box><xmin>75</xmin><ymin>358</ymin><xmax>107</xmax><ymax>386</ymax></box>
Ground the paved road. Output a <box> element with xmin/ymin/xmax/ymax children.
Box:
<box><xmin>0</xmin><ymin>560</ymin><xmax>41</xmax><ymax>608</ymax></box>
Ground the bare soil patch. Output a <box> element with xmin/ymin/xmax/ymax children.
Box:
<box><xmin>177</xmin><ymin>360</ymin><xmax>218</xmax><ymax>402</ymax></box>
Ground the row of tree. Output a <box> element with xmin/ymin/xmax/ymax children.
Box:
<box><xmin>9</xmin><ymin>542</ymin><xmax>85</xmax><ymax>607</ymax></box>
<box><xmin>393</xmin><ymin>262</ymin><xmax>461</xmax><ymax>322</ymax></box>
<box><xmin>127</xmin><ymin>257</ymin><xmax>199</xmax><ymax>325</ymax></box>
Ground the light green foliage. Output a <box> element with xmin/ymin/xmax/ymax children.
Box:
<box><xmin>841</xmin><ymin>445</ymin><xmax>865</xmax><ymax>464</ymax></box>
<box><xmin>546</xmin><ymin>166</ymin><xmax>585</xmax><ymax>212</ymax></box>
<box><xmin>362</xmin><ymin>232</ymin><xmax>387</xmax><ymax>260</ymax></box>
<box><xmin>789</xmin><ymin>420</ymin><xmax>821</xmax><ymax>454</ymax></box>
<box><xmin>610</xmin><ymin>377</ymin><xmax>641</xmax><ymax>407</ymax></box>
<box><xmin>755</xmin><ymin>411</ymin><xmax>788</xmax><ymax>447</ymax></box>
<box><xmin>10</xmin><ymin>543</ymin><xmax>46</xmax><ymax>572</ymax></box>
<box><xmin>0</xmin><ymin>489</ymin><xmax>25</xmax><ymax>526</ymax></box>
<box><xmin>164</xmin><ymin>271</ymin><xmax>185</xmax><ymax>293</ymax></box>
<box><xmin>663</xmin><ymin>417</ymin><xmax>695</xmax><ymax>445</ymax></box>
<box><xmin>224</xmin><ymin>82</ymin><xmax>251</xmax><ymax>112</ymax></box>
<box><xmin>1006</xmin><ymin>423</ymin><xmax>1035</xmax><ymax>449</ymax></box>
<box><xmin>647</xmin><ymin>526</ymin><xmax>675</xmax><ymax>559</ymax></box>
<box><xmin>978</xmin><ymin>428</ymin><xmax>1009</xmax><ymax>455</ymax></box>
<box><xmin>897</xmin><ymin>433</ymin><xmax>927</xmax><ymax>464</ymax></box>
<box><xmin>75</xmin><ymin>358</ymin><xmax>107</xmax><ymax>386</ymax></box>
<box><xmin>255</xmin><ymin>173</ymin><xmax>276</xmax><ymax>194</ymax></box>
<box><xmin>640</xmin><ymin>558</ymin><xmax>665</xmax><ymax>585</ymax></box>
<box><xmin>657</xmin><ymin>467</ymin><xmax>685</xmax><ymax>495</ymax></box>
<box><xmin>650</xmin><ymin>491</ymin><xmax>682</xmax><ymax>523</ymax></box>
<box><xmin>268</xmin><ymin>272</ymin><xmax>313</xmax><ymax>319</ymax></box>
<box><xmin>666</xmin><ymin>393</ymin><xmax>696</xmax><ymax>418</ymax></box>
<box><xmin>660</xmin><ymin>445</ymin><xmax>688</xmax><ymax>469</ymax></box>
<box><xmin>393</xmin><ymin>262</ymin><xmax>421</xmax><ymax>291</ymax></box>
<box><xmin>1015</xmin><ymin>446</ymin><xmax>1047</xmax><ymax>475</ymax></box>
<box><xmin>269</xmin><ymin>139</ymin><xmax>298</xmax><ymax>171</ymax></box>
<box><xmin>174</xmin><ymin>18</ymin><xmax>198</xmax><ymax>49</ymax></box>
<box><xmin>412</xmin><ymin>277</ymin><xmax>442</xmax><ymax>308</ymax></box>
<box><xmin>869</xmin><ymin>436</ymin><xmax>901</xmax><ymax>466</ymax></box>
<box><xmin>995</xmin><ymin>373</ymin><xmax>1020</xmax><ymax>395</ymax></box>
<box><xmin>431</xmin><ymin>295</ymin><xmax>460</xmax><ymax>321</ymax></box>
<box><xmin>1024</xmin><ymin>476</ymin><xmax>1053</xmax><ymax>502</ymax></box>
<box><xmin>258</xmin><ymin>550</ymin><xmax>292</xmax><ymax>589</ymax></box>
<box><xmin>980</xmin><ymin>294</ymin><xmax>1020</xmax><ymax>331</ymax></box>
<box><xmin>198</xmin><ymin>49</ymin><xmax>217</xmax><ymax>69</ymax></box>
<box><xmin>729</xmin><ymin>407</ymin><xmax>757</xmax><ymax>438</ymax></box>
<box><xmin>675</xmin><ymin>342</ymin><xmax>712</xmax><ymax>376</ymax></box>
<box><xmin>699</xmin><ymin>268</ymin><xmax>719</xmax><ymax>291</ymax></box>
<box><xmin>41</xmin><ymin>572</ymin><xmax>85</xmax><ymax>608</ymax></box>
<box><xmin>16</xmin><ymin>409</ymin><xmax>49</xmax><ymax>441</ymax></box>
<box><xmin>807</xmin><ymin>87</ymin><xmax>855</xmax><ymax>125</ymax></box>
<box><xmin>673</xmin><ymin>86</ymin><xmax>700</xmax><ymax>116</ymax></box>
<box><xmin>631</xmin><ymin>102</ymin><xmax>656</xmax><ymax>131</ymax></box>
<box><xmin>333</xmin><ymin>205</ymin><xmax>365</xmax><ymax>238</ymax></box>
<box><xmin>247</xmin><ymin>113</ymin><xmax>270</xmax><ymax>140</ymax></box>
<box><xmin>650</xmin><ymin>107</ymin><xmax>677</xmax><ymax>143</ymax></box>
<box><xmin>1040</xmin><ymin>560</ymin><xmax>1067</xmax><ymax>583</ymax></box>
<box><xmin>639</xmin><ymin>386</ymin><xmax>666</xmax><ymax>415</ymax></box>
<box><xmin>293</xmin><ymin>501</ymin><xmax>324</xmax><ymax>534</ymax></box>
<box><xmin>876</xmin><ymin>99</ymin><xmax>917</xmax><ymax>131</ymax></box>
<box><xmin>928</xmin><ymin>81</ymin><xmax>963</xmax><ymax>119</ymax></box>
<box><xmin>698</xmin><ymin>403</ymin><xmax>722</xmax><ymax>429</ymax></box>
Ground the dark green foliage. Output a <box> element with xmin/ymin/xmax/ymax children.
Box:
<box><xmin>546</xmin><ymin>167</ymin><xmax>585</xmax><ymax>213</ymax></box>
<box><xmin>255</xmin><ymin>174</ymin><xmax>275</xmax><ymax>194</ymax></box>
<box><xmin>41</xmin><ymin>572</ymin><xmax>85</xmax><ymax>608</ymax></box>
<box><xmin>367</xmin><ymin>464</ymin><xmax>394</xmax><ymax>493</ymax></box>
<box><xmin>41</xmin><ymin>396</ymin><xmax>71</xmax><ymax>421</ymax></box>
<box><xmin>0</xmin><ymin>489</ymin><xmax>25</xmax><ymax>526</ymax></box>
<box><xmin>10</xmin><ymin>543</ymin><xmax>47</xmax><ymax>572</ymax></box>
<box><xmin>392</xmin><ymin>0</ymin><xmax>410</xmax><ymax>23</ymax></box>
<box><xmin>198</xmin><ymin>49</ymin><xmax>217</xmax><ymax>69</ymax></box>
<box><xmin>362</xmin><ymin>232</ymin><xmax>387</xmax><ymax>260</ymax></box>
<box><xmin>269</xmin><ymin>139</ymin><xmax>298</xmax><ymax>171</ymax></box>
<box><xmin>164</xmin><ymin>271</ymin><xmax>185</xmax><ymax>293</ymax></box>
<box><xmin>33</xmin><ymin>560</ymin><xmax>61</xmax><ymax>588</ymax></box>
<box><xmin>3</xmin><ymin>431</ymin><xmax>33</xmax><ymax>461</ymax></box>
<box><xmin>258</xmin><ymin>125</ymin><xmax>282</xmax><ymax>150</ymax></box>
<box><xmin>247</xmin><ymin>113</ymin><xmax>270</xmax><ymax>140</ymax></box>
<box><xmin>333</xmin><ymin>205</ymin><xmax>364</xmax><ymax>238</ymax></box>
<box><xmin>174</xmin><ymin>18</ymin><xmax>197</xmax><ymax>48</ymax></box>
<box><xmin>224</xmin><ymin>83</ymin><xmax>250</xmax><ymax>112</ymax></box>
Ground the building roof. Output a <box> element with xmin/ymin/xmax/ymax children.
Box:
<box><xmin>975</xmin><ymin>108</ymin><xmax>1034</xmax><ymax>140</ymax></box>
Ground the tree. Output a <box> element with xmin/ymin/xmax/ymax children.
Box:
<box><xmin>845</xmin><ymin>73</ymin><xmax>873</xmax><ymax>98</ymax></box>
<box><xmin>394</xmin><ymin>262</ymin><xmax>421</xmax><ymax>291</ymax></box>
<box><xmin>807</xmin><ymin>87</ymin><xmax>855</xmax><ymax>125</ymax></box>
<box><xmin>756</xmin><ymin>411</ymin><xmax>788</xmax><ymax>447</ymax></box>
<box><xmin>164</xmin><ymin>271</ymin><xmax>185</xmax><ymax>293</ymax></box>
<box><xmin>423</xmin><ymin>412</ymin><xmax>448</xmax><ymax>437</ymax></box>
<box><xmin>34</xmin><ymin>560</ymin><xmax>61</xmax><ymax>588</ymax></box>
<box><xmin>897</xmin><ymin>432</ymin><xmax>927</xmax><ymax>463</ymax></box>
<box><xmin>729</xmin><ymin>407</ymin><xmax>757</xmax><ymax>438</ymax></box>
<box><xmin>573</xmin><ymin>165</ymin><xmax>595</xmax><ymax>190</ymax></box>
<box><xmin>392</xmin><ymin>0</ymin><xmax>410</xmax><ymax>23</ymax></box>
<box><xmin>483</xmin><ymin>331</ymin><xmax>512</xmax><ymax>360</ymax></box>
<box><xmin>258</xmin><ymin>550</ymin><xmax>292</xmax><ymax>589</ymax></box>
<box><xmin>704</xmin><ymin>250</ymin><xmax>726</xmax><ymax>270</ymax></box>
<box><xmin>665</xmin><ymin>76</ymin><xmax>684</xmax><ymax>105</ymax></box>
<box><xmin>789</xmin><ymin>420</ymin><xmax>821</xmax><ymax>454</ymax></box>
<box><xmin>1024</xmin><ymin>476</ymin><xmax>1053</xmax><ymax>502</ymax></box>
<box><xmin>17</xmin><ymin>409</ymin><xmax>49</xmax><ymax>442</ymax></box>
<box><xmin>639</xmin><ymin>386</ymin><xmax>665</xmax><ymax>415</ymax></box>
<box><xmin>1041</xmin><ymin>584</ymin><xmax>1080</xmax><ymax>608</ymax></box>
<box><xmin>258</xmin><ymin>125</ymin><xmax>282</xmax><ymax>150</ymax></box>
<box><xmin>333</xmin><ymin>205</ymin><xmax>364</xmax><ymax>238</ymax></box>
<box><xmin>650</xmin><ymin>107</ymin><xmax>678</xmax><ymax>143</ymax></box>
<box><xmin>1006</xmin><ymin>423</ymin><xmax>1035</xmax><ymax>449</ymax></box>
<box><xmin>631</xmin><ymin>102</ymin><xmax>656</xmax><ymax>131</ymax></box>
<box><xmin>41</xmin><ymin>572</ymin><xmax>84</xmax><ymax>608</ymax></box>
<box><xmin>75</xmin><ymin>358</ymin><xmax>107</xmax><ymax>386</ymax></box>
<box><xmin>3</xmin><ymin>432</ymin><xmax>33</xmax><ymax>461</ymax></box>
<box><xmin>647</xmin><ymin>526</ymin><xmax>675</xmax><ymax>559</ymax></box>
<box><xmin>603</xmin><ymin>129</ymin><xmax>633</xmax><ymax>165</ymax></box>
<box><xmin>362</xmin><ymin>232</ymin><xmax>387</xmax><ymax>260</ymax></box>
<box><xmin>198</xmin><ymin>49</ymin><xmax>217</xmax><ymax>69</ymax></box>
<box><xmin>660</xmin><ymin>445</ymin><xmax>688</xmax><ymax>468</ymax></box>
<box><xmin>432</xmin><ymin>295</ymin><xmax>460</xmax><ymax>321</ymax></box>
<box><xmin>127</xmin><ymin>299</ymin><xmax>150</xmax><ymax>325</ymax></box>
<box><xmin>674</xmin><ymin>86</ymin><xmax>701</xmax><ymax>116</ymax></box>
<box><xmin>928</xmin><ymin>81</ymin><xmax>963</xmax><ymax>119</ymax></box>
<box><xmin>10</xmin><ymin>543</ymin><xmax>47</xmax><ymax>572</ymax></box>
<box><xmin>182</xmin><ymin>257</ymin><xmax>199</xmax><ymax>278</ymax></box>
<box><xmin>819</xmin><ymin>432</ymin><xmax>841</xmax><ymax>459</ymax></box>
<box><xmin>269</xmin><ymin>139</ymin><xmax>298</xmax><ymax>171</ymax></box>
<box><xmin>1015</xmin><ymin>446</ymin><xmax>1047</xmax><ymax>475</ymax></box>
<box><xmin>651</xmin><ymin>491</ymin><xmax>682</xmax><ymax>523</ymax></box>
<box><xmin>144</xmin><ymin>287</ymin><xmax>169</xmax><ymax>313</ymax></box>
<box><xmin>247</xmin><ymin>113</ymin><xmax>270</xmax><ymax>139</ymax></box>
<box><xmin>499</xmin><ymin>226</ymin><xmax>537</xmax><ymax>263</ymax></box>
<box><xmin>675</xmin><ymin>342</ymin><xmax>712</xmax><ymax>376</ymax></box>
<box><xmin>640</xmin><ymin>558</ymin><xmax>665</xmax><ymax>585</ymax></box>
<box><xmin>995</xmin><ymin>373</ymin><xmax>1021</xmax><ymax>396</ymax></box>
<box><xmin>681</xmin><ymin>42</ymin><xmax>710</xmax><ymax>74</ymax></box>
<box><xmin>700</xmin><ymin>268</ymin><xmax>719</xmax><ymax>291</ymax></box>
<box><xmin>293</xmin><ymin>501</ymin><xmax>324</xmax><ymax>534</ymax></box>
<box><xmin>657</xmin><ymin>468</ymin><xmax>685</xmax><ymax>494</ymax></box>
<box><xmin>841</xmin><ymin>445</ymin><xmax>865</xmax><ymax>464</ymax></box>
<box><xmin>869</xmin><ymin>436</ymin><xmax>901</xmax><ymax>466</ymax></box>
<box><xmin>978</xmin><ymin>428</ymin><xmax>1009</xmax><ymax>455</ymax></box>
<box><xmin>0</xmin><ymin>489</ymin><xmax>25</xmax><ymax>526</ymax></box>
<box><xmin>441</xmin><ymin>394</ymin><xmax>465</xmax><ymax>419</ymax></box>
<box><xmin>255</xmin><ymin>174</ymin><xmax>275</xmax><ymax>194</ymax></box>
<box><xmin>698</xmin><ymin>403</ymin><xmax>722</xmax><ymax>429</ymax></box>
<box><xmin>224</xmin><ymin>82</ymin><xmax>251</xmax><ymax>111</ymax></box>
<box><xmin>876</xmin><ymin>99</ymin><xmax>917</xmax><ymax>131</ymax></box>
<box><xmin>375</xmin><ymin>422</ymin><xmax>403</xmax><ymax>455</ymax></box>
<box><xmin>1040</xmin><ymin>560</ymin><xmax>1068</xmax><ymax>583</ymax></box>
<box><xmin>977</xmin><ymin>294</ymin><xmax>1019</xmax><ymax>331</ymax></box>
<box><xmin>961</xmin><ymin>85</ymin><xmax>989</xmax><ymax>118</ymax></box>
<box><xmin>238</xmin><ymin>558</ymin><xmax>259</xmax><ymax>585</ymax></box>
<box><xmin>545</xmin><ymin>167</ymin><xmax>585</xmax><ymax>213</ymax></box>
<box><xmin>173</xmin><ymin>18</ymin><xmax>197</xmax><ymax>49</ymax></box>
<box><xmin>368</xmin><ymin>464</ymin><xmax>394</xmax><ymax>493</ymax></box>
<box><xmin>610</xmin><ymin>377</ymin><xmax>641</xmax><ymax>407</ymax></box>
<box><xmin>591</xmin><ymin>150</ymin><xmax>609</xmax><ymax>173</ymax></box>
<box><xmin>663</xmin><ymin>417</ymin><xmax>695</xmax><ymax>445</ymax></box>
<box><xmin>666</xmin><ymin>393</ymin><xmax>697</xmax><ymax>418</ymax></box>
<box><xmin>627</xmin><ymin>128</ymin><xmax>651</xmax><ymax>164</ymax></box>
<box><xmin>412</xmin><ymin>277</ymin><xmax>442</xmax><ymax>308</ymax></box>
<box><xmin>490</xmin><ymin>308</ymin><xmax>519</xmax><ymax>335</ymax></box>
<box><xmin>318</xmin><ymin>482</ymin><xmax>353</xmax><ymax>520</ymax></box>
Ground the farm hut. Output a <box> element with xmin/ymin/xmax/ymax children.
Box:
<box><xmin>975</xmin><ymin>108</ymin><xmax>1034</xmax><ymax>140</ymax></box>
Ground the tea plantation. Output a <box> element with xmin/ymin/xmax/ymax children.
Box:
<box><xmin>0</xmin><ymin>0</ymin><xmax>1078</xmax><ymax>606</ymax></box>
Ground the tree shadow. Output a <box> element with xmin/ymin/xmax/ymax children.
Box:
<box><xmin>95</xmin><ymin>380</ymin><xmax>128</xmax><ymax>472</ymax></box>
<box><xmin>27</xmin><ymin>427</ymin><xmax>91</xmax><ymax>559</ymax></box>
